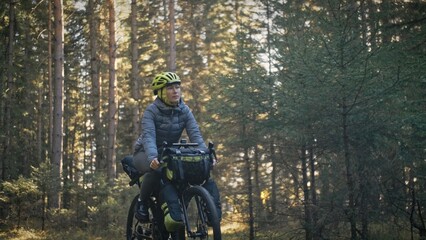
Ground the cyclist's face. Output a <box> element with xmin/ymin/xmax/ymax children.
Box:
<box><xmin>165</xmin><ymin>83</ymin><xmax>181</xmax><ymax>104</ymax></box>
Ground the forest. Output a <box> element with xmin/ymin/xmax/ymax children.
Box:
<box><xmin>0</xmin><ymin>0</ymin><xmax>425</xmax><ymax>239</ymax></box>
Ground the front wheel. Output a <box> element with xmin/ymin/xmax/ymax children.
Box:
<box><xmin>183</xmin><ymin>185</ymin><xmax>221</xmax><ymax>240</ymax></box>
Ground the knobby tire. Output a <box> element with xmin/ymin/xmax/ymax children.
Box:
<box><xmin>183</xmin><ymin>185</ymin><xmax>221</xmax><ymax>240</ymax></box>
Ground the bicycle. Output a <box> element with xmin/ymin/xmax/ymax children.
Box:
<box><xmin>122</xmin><ymin>140</ymin><xmax>221</xmax><ymax>240</ymax></box>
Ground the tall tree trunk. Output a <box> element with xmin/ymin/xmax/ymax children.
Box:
<box><xmin>309</xmin><ymin>144</ymin><xmax>319</xmax><ymax>240</ymax></box>
<box><xmin>88</xmin><ymin>0</ymin><xmax>103</xmax><ymax>171</ymax></box>
<box><xmin>1</xmin><ymin>0</ymin><xmax>15</xmax><ymax>180</ymax></box>
<box><xmin>41</xmin><ymin>190</ymin><xmax>46</xmax><ymax>230</ymax></box>
<box><xmin>23</xmin><ymin>13</ymin><xmax>34</xmax><ymax>174</ymax></box>
<box><xmin>265</xmin><ymin>0</ymin><xmax>277</xmax><ymax>217</ymax></box>
<box><xmin>37</xmin><ymin>84</ymin><xmax>43</xmax><ymax>167</ymax></box>
<box><xmin>242</xmin><ymin>124</ymin><xmax>255</xmax><ymax>240</ymax></box>
<box><xmin>245</xmin><ymin>148</ymin><xmax>255</xmax><ymax>240</ymax></box>
<box><xmin>107</xmin><ymin>0</ymin><xmax>117</xmax><ymax>184</ymax></box>
<box><xmin>62</xmin><ymin>87</ymin><xmax>70</xmax><ymax>209</ymax></box>
<box><xmin>301</xmin><ymin>144</ymin><xmax>313</xmax><ymax>240</ymax></box>
<box><xmin>342</xmin><ymin>98</ymin><xmax>357</xmax><ymax>239</ymax></box>
<box><xmin>270</xmin><ymin>138</ymin><xmax>277</xmax><ymax>216</ymax></box>
<box><xmin>253</xmin><ymin>144</ymin><xmax>262</xmax><ymax>220</ymax></box>
<box><xmin>359</xmin><ymin>164</ymin><xmax>369</xmax><ymax>240</ymax></box>
<box><xmin>187</xmin><ymin>2</ymin><xmax>202</xmax><ymax>117</ymax></box>
<box><xmin>82</xmin><ymin>95</ymin><xmax>89</xmax><ymax>226</ymax></box>
<box><xmin>168</xmin><ymin>0</ymin><xmax>176</xmax><ymax>71</ymax></box>
<box><xmin>409</xmin><ymin>167</ymin><xmax>426</xmax><ymax>240</ymax></box>
<box><xmin>359</xmin><ymin>4</ymin><xmax>370</xmax><ymax>239</ymax></box>
<box><xmin>264</xmin><ymin>0</ymin><xmax>272</xmax><ymax>74</ymax></box>
<box><xmin>43</xmin><ymin>0</ymin><xmax>52</xmax><ymax>224</ymax></box>
<box><xmin>48</xmin><ymin>0</ymin><xmax>53</xmax><ymax>162</ymax></box>
<box><xmin>130</xmin><ymin>0</ymin><xmax>140</xmax><ymax>138</ymax></box>
<box><xmin>51</xmin><ymin>0</ymin><xmax>64</xmax><ymax>209</ymax></box>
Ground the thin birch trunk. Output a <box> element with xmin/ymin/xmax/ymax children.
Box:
<box><xmin>130</xmin><ymin>0</ymin><xmax>140</xmax><ymax>137</ymax></box>
<box><xmin>168</xmin><ymin>0</ymin><xmax>176</xmax><ymax>71</ymax></box>
<box><xmin>107</xmin><ymin>0</ymin><xmax>117</xmax><ymax>184</ymax></box>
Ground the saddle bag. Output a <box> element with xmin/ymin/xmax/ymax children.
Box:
<box><xmin>121</xmin><ymin>155</ymin><xmax>141</xmax><ymax>185</ymax></box>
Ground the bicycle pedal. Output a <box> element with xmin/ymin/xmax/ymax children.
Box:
<box><xmin>144</xmin><ymin>227</ymin><xmax>152</xmax><ymax>234</ymax></box>
<box><xmin>136</xmin><ymin>225</ymin><xmax>144</xmax><ymax>235</ymax></box>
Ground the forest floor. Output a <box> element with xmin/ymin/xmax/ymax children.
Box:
<box><xmin>0</xmin><ymin>228</ymin><xmax>250</xmax><ymax>240</ymax></box>
<box><xmin>0</xmin><ymin>221</ymin><xmax>251</xmax><ymax>240</ymax></box>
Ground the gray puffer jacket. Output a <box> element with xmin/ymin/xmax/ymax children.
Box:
<box><xmin>134</xmin><ymin>97</ymin><xmax>207</xmax><ymax>161</ymax></box>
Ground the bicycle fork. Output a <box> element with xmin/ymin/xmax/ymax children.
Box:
<box><xmin>180</xmin><ymin>194</ymin><xmax>208</xmax><ymax>239</ymax></box>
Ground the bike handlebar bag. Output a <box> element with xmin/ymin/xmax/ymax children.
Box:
<box><xmin>162</xmin><ymin>148</ymin><xmax>211</xmax><ymax>185</ymax></box>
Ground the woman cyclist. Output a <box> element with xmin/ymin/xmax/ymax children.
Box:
<box><xmin>132</xmin><ymin>72</ymin><xmax>221</xmax><ymax>232</ymax></box>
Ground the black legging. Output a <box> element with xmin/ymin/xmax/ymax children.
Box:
<box><xmin>140</xmin><ymin>171</ymin><xmax>162</xmax><ymax>201</ymax></box>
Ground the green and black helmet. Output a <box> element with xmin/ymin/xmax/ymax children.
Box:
<box><xmin>151</xmin><ymin>72</ymin><xmax>181</xmax><ymax>95</ymax></box>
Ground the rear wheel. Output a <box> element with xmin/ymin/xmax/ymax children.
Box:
<box><xmin>183</xmin><ymin>186</ymin><xmax>221</xmax><ymax>240</ymax></box>
<box><xmin>126</xmin><ymin>194</ymin><xmax>169</xmax><ymax>240</ymax></box>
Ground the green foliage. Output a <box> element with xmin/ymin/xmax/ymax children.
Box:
<box><xmin>1</xmin><ymin>176</ymin><xmax>40</xmax><ymax>203</ymax></box>
<box><xmin>0</xmin><ymin>176</ymin><xmax>41</xmax><ymax>228</ymax></box>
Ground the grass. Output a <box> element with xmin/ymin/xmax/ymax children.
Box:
<box><xmin>0</xmin><ymin>228</ymin><xmax>46</xmax><ymax>240</ymax></box>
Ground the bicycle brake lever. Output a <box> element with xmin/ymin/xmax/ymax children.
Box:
<box><xmin>208</xmin><ymin>141</ymin><xmax>218</xmax><ymax>163</ymax></box>
<box><xmin>159</xmin><ymin>141</ymin><xmax>168</xmax><ymax>164</ymax></box>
